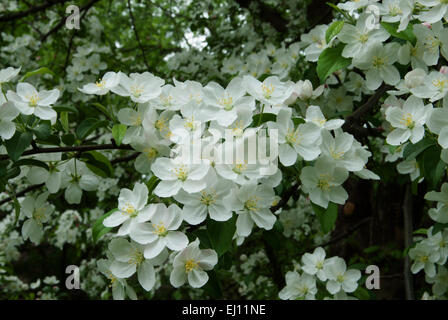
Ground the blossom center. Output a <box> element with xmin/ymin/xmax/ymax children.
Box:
<box><xmin>122</xmin><ymin>202</ymin><xmax>137</xmax><ymax>217</ymax></box>
<box><xmin>128</xmin><ymin>249</ymin><xmax>144</xmax><ymax>266</ymax></box>
<box><xmin>358</xmin><ymin>33</ymin><xmax>369</xmax><ymax>44</ymax></box>
<box><xmin>261</xmin><ymin>83</ymin><xmax>275</xmax><ymax>99</ymax></box>
<box><xmin>317</xmin><ymin>175</ymin><xmax>331</xmax><ymax>191</ymax></box>
<box><xmin>27</xmin><ymin>93</ymin><xmax>40</xmax><ymax>106</ymax></box>
<box><xmin>232</xmin><ymin>162</ymin><xmax>248</xmax><ymax>174</ymax></box>
<box><xmin>200</xmin><ymin>190</ymin><xmax>217</xmax><ymax>206</ymax></box>
<box><xmin>244</xmin><ymin>196</ymin><xmax>259</xmax><ymax>212</ymax></box>
<box><xmin>130</xmin><ymin>85</ymin><xmax>144</xmax><ymax>98</ymax></box>
<box><xmin>185</xmin><ymin>259</ymin><xmax>198</xmax><ymax>272</ymax></box>
<box><xmin>400</xmin><ymin>113</ymin><xmax>414</xmax><ymax>128</ymax></box>
<box><xmin>95</xmin><ymin>79</ymin><xmax>106</xmax><ymax>88</ymax></box>
<box><xmin>144</xmin><ymin>147</ymin><xmax>158</xmax><ymax>160</ymax></box>
<box><xmin>152</xmin><ymin>222</ymin><xmax>168</xmax><ymax>237</ymax></box>
<box><xmin>173</xmin><ymin>165</ymin><xmax>188</xmax><ymax>181</ymax></box>
<box><xmin>219</xmin><ymin>95</ymin><xmax>234</xmax><ymax>110</ymax></box>
<box><xmin>432</xmin><ymin>79</ymin><xmax>448</xmax><ymax>92</ymax></box>
<box><xmin>372</xmin><ymin>56</ymin><xmax>387</xmax><ymax>68</ymax></box>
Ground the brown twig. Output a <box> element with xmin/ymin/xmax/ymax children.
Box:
<box><xmin>127</xmin><ymin>0</ymin><xmax>151</xmax><ymax>71</ymax></box>
<box><xmin>41</xmin><ymin>0</ymin><xmax>101</xmax><ymax>43</ymax></box>
<box><xmin>403</xmin><ymin>184</ymin><xmax>415</xmax><ymax>300</ymax></box>
<box><xmin>0</xmin><ymin>143</ymin><xmax>133</xmax><ymax>161</ymax></box>
<box><xmin>0</xmin><ymin>183</ymin><xmax>44</xmax><ymax>206</ymax></box>
<box><xmin>0</xmin><ymin>0</ymin><xmax>69</xmax><ymax>23</ymax></box>
<box><xmin>342</xmin><ymin>84</ymin><xmax>392</xmax><ymax>133</ymax></box>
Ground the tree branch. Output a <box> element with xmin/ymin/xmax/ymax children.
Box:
<box><xmin>0</xmin><ymin>183</ymin><xmax>44</xmax><ymax>206</ymax></box>
<box><xmin>0</xmin><ymin>0</ymin><xmax>70</xmax><ymax>23</ymax></box>
<box><xmin>403</xmin><ymin>184</ymin><xmax>415</xmax><ymax>300</ymax></box>
<box><xmin>41</xmin><ymin>0</ymin><xmax>102</xmax><ymax>43</ymax></box>
<box><xmin>298</xmin><ymin>217</ymin><xmax>372</xmax><ymax>256</ymax></box>
<box><xmin>127</xmin><ymin>0</ymin><xmax>151</xmax><ymax>71</ymax></box>
<box><xmin>0</xmin><ymin>143</ymin><xmax>133</xmax><ymax>161</ymax></box>
<box><xmin>342</xmin><ymin>84</ymin><xmax>392</xmax><ymax>133</ymax></box>
<box><xmin>235</xmin><ymin>0</ymin><xmax>288</xmax><ymax>34</ymax></box>
<box><xmin>0</xmin><ymin>151</ymin><xmax>139</xmax><ymax>209</ymax></box>
<box><xmin>270</xmin><ymin>182</ymin><xmax>299</xmax><ymax>213</ymax></box>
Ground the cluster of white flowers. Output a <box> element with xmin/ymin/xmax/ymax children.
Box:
<box><xmin>279</xmin><ymin>247</ymin><xmax>361</xmax><ymax>300</ymax></box>
<box><xmin>3</xmin><ymin>0</ymin><xmax>448</xmax><ymax>299</ymax></box>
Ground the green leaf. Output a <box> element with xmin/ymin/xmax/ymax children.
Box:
<box><xmin>403</xmin><ymin>137</ymin><xmax>436</xmax><ymax>160</ymax></box>
<box><xmin>251</xmin><ymin>113</ymin><xmax>276</xmax><ymax>126</ymax></box>
<box><xmin>60</xmin><ymin>112</ymin><xmax>69</xmax><ymax>132</ymax></box>
<box><xmin>380</xmin><ymin>22</ymin><xmax>417</xmax><ymax>45</ymax></box>
<box><xmin>413</xmin><ymin>228</ymin><xmax>428</xmax><ymax>235</ymax></box>
<box><xmin>326</xmin><ymin>21</ymin><xmax>345</xmax><ymax>43</ymax></box>
<box><xmin>81</xmin><ymin>150</ymin><xmax>114</xmax><ymax>178</ymax></box>
<box><xmin>62</xmin><ymin>133</ymin><xmax>75</xmax><ymax>146</ymax></box>
<box><xmin>312</xmin><ymin>202</ymin><xmax>338</xmax><ymax>234</ymax></box>
<box><xmin>292</xmin><ymin>117</ymin><xmax>305</xmax><ymax>126</ymax></box>
<box><xmin>4</xmin><ymin>131</ymin><xmax>33</xmax><ymax>161</ymax></box>
<box><xmin>421</xmin><ymin>145</ymin><xmax>445</xmax><ymax>189</ymax></box>
<box><xmin>32</xmin><ymin>122</ymin><xmax>51</xmax><ymax>140</ymax></box>
<box><xmin>53</xmin><ymin>105</ymin><xmax>79</xmax><ymax>114</ymax></box>
<box><xmin>76</xmin><ymin>118</ymin><xmax>108</xmax><ymax>140</ymax></box>
<box><xmin>92</xmin><ymin>102</ymin><xmax>113</xmax><ymax>120</ymax></box>
<box><xmin>19</xmin><ymin>67</ymin><xmax>55</xmax><ymax>82</ymax></box>
<box><xmin>202</xmin><ymin>270</ymin><xmax>222</xmax><ymax>299</ymax></box>
<box><xmin>145</xmin><ymin>175</ymin><xmax>160</xmax><ymax>195</ymax></box>
<box><xmin>92</xmin><ymin>209</ymin><xmax>117</xmax><ymax>243</ymax></box>
<box><xmin>12</xmin><ymin>159</ymin><xmax>49</xmax><ymax>171</ymax></box>
<box><xmin>317</xmin><ymin>43</ymin><xmax>351</xmax><ymax>83</ymax></box>
<box><xmin>112</xmin><ymin>124</ymin><xmax>127</xmax><ymax>146</ymax></box>
<box><xmin>432</xmin><ymin>223</ymin><xmax>448</xmax><ymax>235</ymax></box>
<box><xmin>206</xmin><ymin>215</ymin><xmax>237</xmax><ymax>257</ymax></box>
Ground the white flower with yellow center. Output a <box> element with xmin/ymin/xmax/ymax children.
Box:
<box><xmin>108</xmin><ymin>238</ymin><xmax>168</xmax><ymax>291</ymax></box>
<box><xmin>78</xmin><ymin>71</ymin><xmax>120</xmax><ymax>95</ymax></box>
<box><xmin>203</xmin><ymin>77</ymin><xmax>255</xmax><ymax>127</ymax></box>
<box><xmin>413</xmin><ymin>21</ymin><xmax>444</xmax><ymax>66</ymax></box>
<box><xmin>230</xmin><ymin>183</ymin><xmax>276</xmax><ymax>237</ymax></box>
<box><xmin>338</xmin><ymin>13</ymin><xmax>390</xmax><ymax>59</ymax></box>
<box><xmin>6</xmin><ymin>82</ymin><xmax>59</xmax><ymax>120</ymax></box>
<box><xmin>170</xmin><ymin>239</ymin><xmax>218</xmax><ymax>288</ymax></box>
<box><xmin>385</xmin><ymin>96</ymin><xmax>432</xmax><ymax>146</ymax></box>
<box><xmin>174</xmin><ymin>174</ymin><xmax>234</xmax><ymax>225</ymax></box>
<box><xmin>301</xmin><ymin>247</ymin><xmax>330</xmax><ymax>281</ymax></box>
<box><xmin>111</xmin><ymin>71</ymin><xmax>164</xmax><ymax>103</ymax></box>
<box><xmin>353</xmin><ymin>42</ymin><xmax>400</xmax><ymax>90</ymax></box>
<box><xmin>412</xmin><ymin>71</ymin><xmax>448</xmax><ymax>104</ymax></box>
<box><xmin>103</xmin><ymin>182</ymin><xmax>156</xmax><ymax>236</ymax></box>
<box><xmin>320</xmin><ymin>130</ymin><xmax>365</xmax><ymax>172</ymax></box>
<box><xmin>300</xmin><ymin>25</ymin><xmax>329</xmax><ymax>62</ymax></box>
<box><xmin>409</xmin><ymin>242</ymin><xmax>440</xmax><ymax>277</ymax></box>
<box><xmin>131</xmin><ymin>131</ymin><xmax>170</xmax><ymax>174</ymax></box>
<box><xmin>151</xmin><ymin>157</ymin><xmax>210</xmax><ymax>197</ymax></box>
<box><xmin>130</xmin><ymin>203</ymin><xmax>188</xmax><ymax>258</ymax></box>
<box><xmin>269</xmin><ymin>108</ymin><xmax>321</xmax><ymax>166</ymax></box>
<box><xmin>279</xmin><ymin>272</ymin><xmax>317</xmax><ymax>300</ymax></box>
<box><xmin>305</xmin><ymin>105</ymin><xmax>344</xmax><ymax>131</ymax></box>
<box><xmin>324</xmin><ymin>257</ymin><xmax>361</xmax><ymax>294</ymax></box>
<box><xmin>418</xmin><ymin>0</ymin><xmax>448</xmax><ymax>24</ymax></box>
<box><xmin>244</xmin><ymin>75</ymin><xmax>292</xmax><ymax>106</ymax></box>
<box><xmin>97</xmin><ymin>258</ymin><xmax>137</xmax><ymax>300</ymax></box>
<box><xmin>300</xmin><ymin>158</ymin><xmax>349</xmax><ymax>208</ymax></box>
<box><xmin>21</xmin><ymin>192</ymin><xmax>53</xmax><ymax>244</ymax></box>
